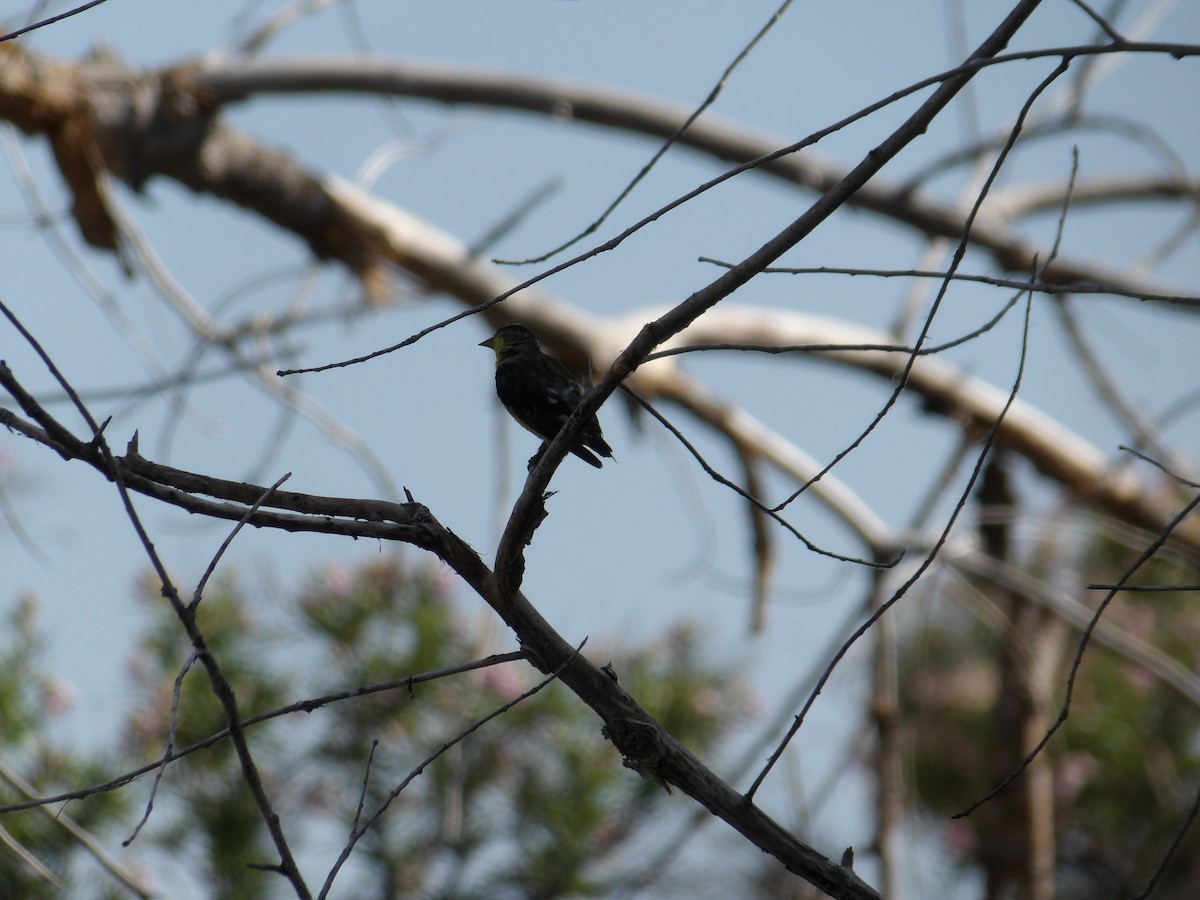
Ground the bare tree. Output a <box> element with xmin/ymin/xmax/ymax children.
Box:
<box><xmin>1</xmin><ymin>1</ymin><xmax>1199</xmax><ymax>897</ymax></box>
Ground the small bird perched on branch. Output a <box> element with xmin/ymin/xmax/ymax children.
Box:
<box><xmin>479</xmin><ymin>324</ymin><xmax>614</xmax><ymax>469</ymax></box>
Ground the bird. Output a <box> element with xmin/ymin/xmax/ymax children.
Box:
<box><xmin>479</xmin><ymin>324</ymin><xmax>614</xmax><ymax>469</ymax></box>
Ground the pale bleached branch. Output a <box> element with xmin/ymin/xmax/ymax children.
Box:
<box><xmin>188</xmin><ymin>46</ymin><xmax>1198</xmax><ymax>302</ymax></box>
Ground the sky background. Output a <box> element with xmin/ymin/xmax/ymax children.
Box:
<box><xmin>2</xmin><ymin>0</ymin><xmax>1199</xmax><ymax>895</ymax></box>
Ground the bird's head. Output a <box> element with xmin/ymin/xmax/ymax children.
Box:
<box><xmin>479</xmin><ymin>324</ymin><xmax>540</xmax><ymax>360</ymax></box>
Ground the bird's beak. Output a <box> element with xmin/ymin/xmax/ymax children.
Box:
<box><xmin>479</xmin><ymin>336</ymin><xmax>496</xmax><ymax>349</ymax></box>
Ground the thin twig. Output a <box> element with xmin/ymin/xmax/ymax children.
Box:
<box><xmin>768</xmin><ymin>57</ymin><xmax>1071</xmax><ymax>516</ymax></box>
<box><xmin>317</xmin><ymin>641</ymin><xmax>586</xmax><ymax>899</ymax></box>
<box><xmin>953</xmin><ymin>488</ymin><xmax>1200</xmax><ymax>818</ymax></box>
<box><xmin>351</xmin><ymin>741</ymin><xmax>380</xmax><ymax>834</ymax></box>
<box><xmin>1068</xmin><ymin>0</ymin><xmax>1126</xmax><ymax>41</ymax></box>
<box><xmin>1133</xmin><ymin>780</ymin><xmax>1200</xmax><ymax>899</ymax></box>
<box><xmin>643</xmin><ymin>292</ymin><xmax>1024</xmax><ymax>362</ymax></box>
<box><xmin>275</xmin><ymin>16</ymin><xmax>1180</xmax><ymax>379</ymax></box>
<box><xmin>0</xmin><ymin>298</ymin><xmax>313</xmax><ymax>898</ymax></box>
<box><xmin>0</xmin><ymin>652</ymin><xmax>525</xmax><ymax>815</ymax></box>
<box><xmin>496</xmin><ymin>0</ymin><xmax>799</xmax><ymax>265</ymax></box>
<box><xmin>496</xmin><ymin>1</ymin><xmax>1053</xmax><ymax>597</ymax></box>
<box><xmin>0</xmin><ymin>0</ymin><xmax>110</xmax><ymax>43</ymax></box>
<box><xmin>193</xmin><ymin>473</ymin><xmax>292</xmax><ymax>609</ymax></box>
<box><xmin>125</xmin><ymin>651</ymin><xmax>200</xmax><ymax>846</ymax></box>
<box><xmin>694</xmin><ymin>260</ymin><xmax>1200</xmax><ymax>307</ymax></box>
<box><xmin>745</xmin><ymin>288</ymin><xmax>1037</xmax><ymax>801</ymax></box>
<box><xmin>621</xmin><ymin>386</ymin><xmax>892</xmax><ymax>568</ymax></box>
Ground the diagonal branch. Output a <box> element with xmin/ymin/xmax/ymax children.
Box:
<box><xmin>495</xmin><ymin>0</ymin><xmax>1051</xmax><ymax>591</ymax></box>
<box><xmin>0</xmin><ymin>361</ymin><xmax>880</xmax><ymax>899</ymax></box>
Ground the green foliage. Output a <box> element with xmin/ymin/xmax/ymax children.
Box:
<box><xmin>0</xmin><ymin>597</ymin><xmax>132</xmax><ymax>900</ymax></box>
<box><xmin>116</xmin><ymin>554</ymin><xmax>749</xmax><ymax>898</ymax></box>
<box><xmin>0</xmin><ymin>555</ymin><xmax>748</xmax><ymax>897</ymax></box>
<box><xmin>1054</xmin><ymin>533</ymin><xmax>1200</xmax><ymax>896</ymax></box>
<box><xmin>901</xmin><ymin>522</ymin><xmax>1200</xmax><ymax>897</ymax></box>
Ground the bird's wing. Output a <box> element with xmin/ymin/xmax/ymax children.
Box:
<box><xmin>543</xmin><ymin>378</ymin><xmax>584</xmax><ymax>419</ymax></box>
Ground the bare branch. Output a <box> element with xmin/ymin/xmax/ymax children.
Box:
<box><xmin>317</xmin><ymin>642</ymin><xmax>587</xmax><ymax>898</ymax></box>
<box><xmin>746</xmin><ymin>291</ymin><xmax>1037</xmax><ymax>801</ymax></box>
<box><xmin>495</xmin><ymin>0</ymin><xmax>1051</xmax><ymax>596</ymax></box>
<box><xmin>124</xmin><ymin>651</ymin><xmax>200</xmax><ymax>846</ymax></box>
<box><xmin>497</xmin><ymin>0</ymin><xmax>800</xmax><ymax>264</ymax></box>
<box><xmin>0</xmin><ymin>0</ymin><xmax>111</xmax><ymax>44</ymax></box>
<box><xmin>1</xmin><ymin>358</ymin><xmax>881</xmax><ymax>898</ymax></box>
<box><xmin>955</xmin><ymin>486</ymin><xmax>1200</xmax><ymax>818</ymax></box>
<box><xmin>188</xmin><ymin>43</ymin><xmax>1200</xmax><ymax>302</ymax></box>
<box><xmin>0</xmin><ymin>653</ymin><xmax>526</xmax><ymax>815</ymax></box>
<box><xmin>0</xmin><ymin>302</ymin><xmax>312</xmax><ymax>899</ymax></box>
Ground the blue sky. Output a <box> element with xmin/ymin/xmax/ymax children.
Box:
<box><xmin>3</xmin><ymin>1</ymin><xmax>1199</xmax><ymax>894</ymax></box>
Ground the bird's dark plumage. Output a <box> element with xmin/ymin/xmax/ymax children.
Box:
<box><xmin>479</xmin><ymin>324</ymin><xmax>614</xmax><ymax>469</ymax></box>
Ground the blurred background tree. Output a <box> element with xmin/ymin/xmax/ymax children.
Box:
<box><xmin>901</xmin><ymin>458</ymin><xmax>1200</xmax><ymax>899</ymax></box>
<box><xmin>0</xmin><ymin>556</ymin><xmax>748</xmax><ymax>897</ymax></box>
